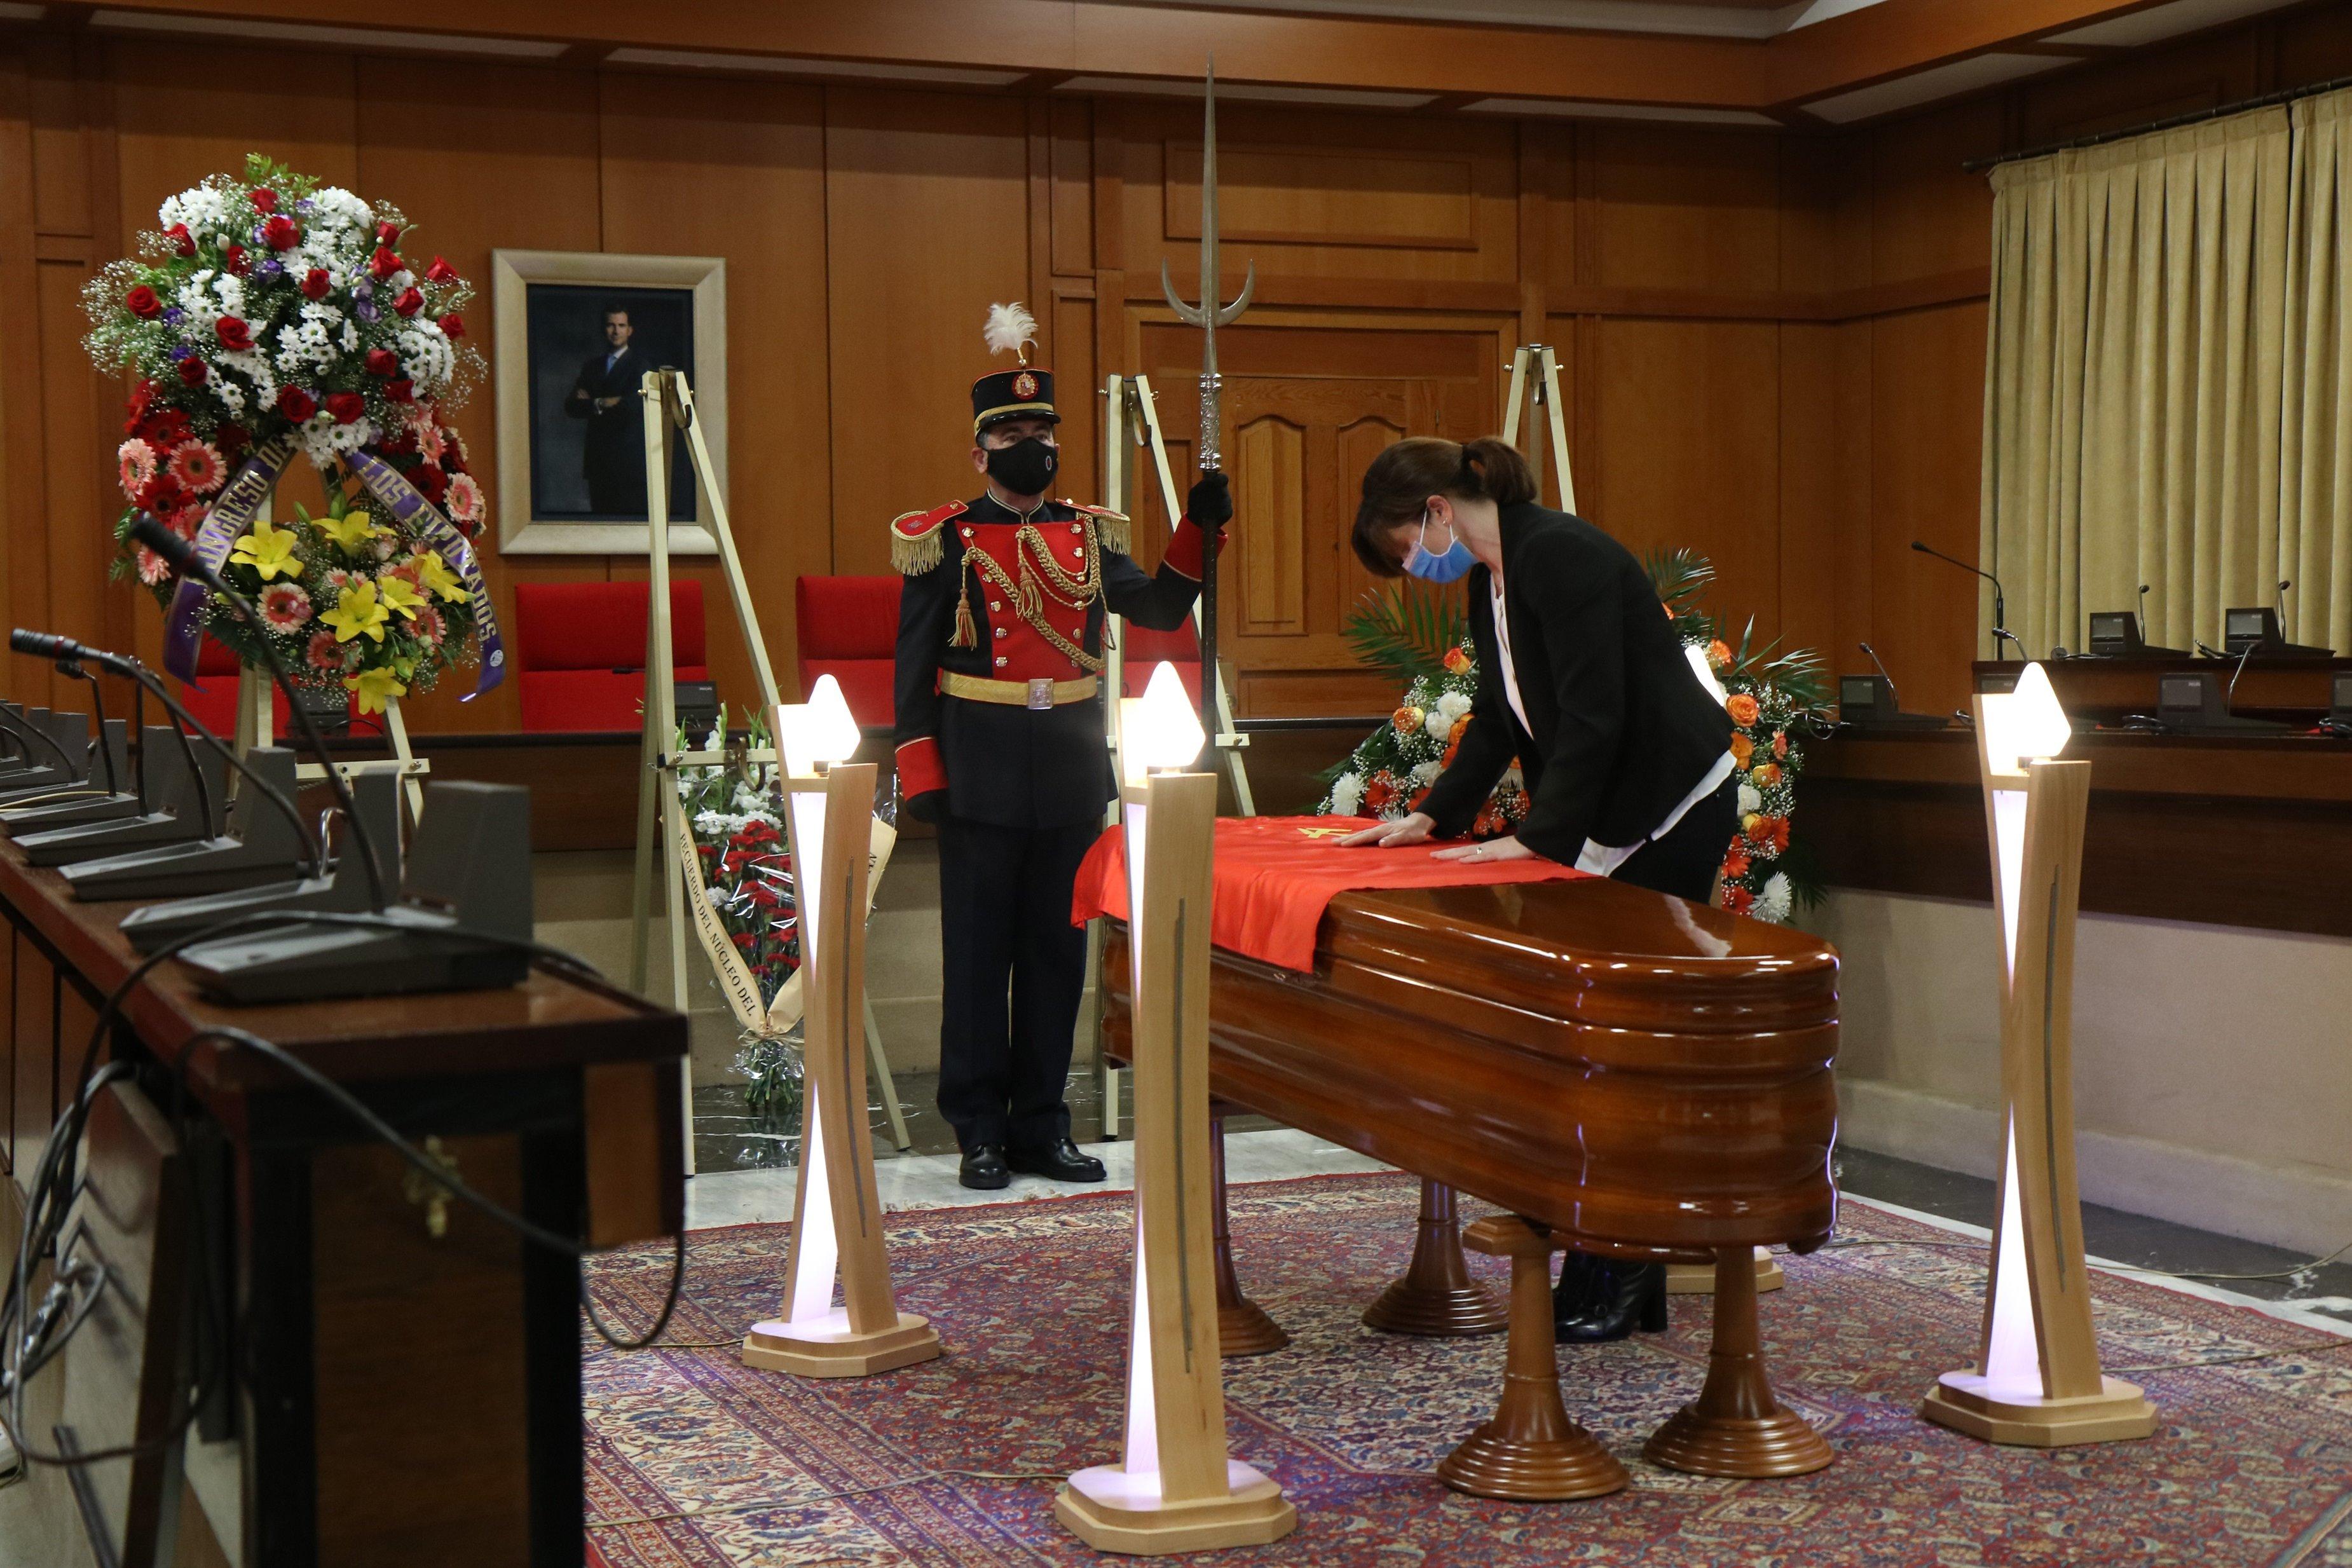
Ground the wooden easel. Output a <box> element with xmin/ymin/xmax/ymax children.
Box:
<box><xmin>1500</xmin><ymin>343</ymin><xmax>1577</xmax><ymax>514</ymax></box>
<box><xmin>625</xmin><ymin>367</ymin><xmax>911</xmax><ymax>1173</ymax></box>
<box><xmin>1093</xmin><ymin>372</ymin><xmax>1257</xmax><ymax>1140</ymax></box>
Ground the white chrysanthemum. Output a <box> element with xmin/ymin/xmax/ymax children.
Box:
<box><xmin>1435</xmin><ymin>691</ymin><xmax>1472</xmax><ymax>722</ymax></box>
<box><xmin>1423</xmin><ymin>707</ymin><xmax>1452</xmax><ymax>741</ymax></box>
<box><xmin>1409</xmin><ymin>760</ymin><xmax>1442</xmax><ymax>787</ymax></box>
<box><xmin>1755</xmin><ymin>872</ymin><xmax>1792</xmax><ymax>924</ymax></box>
<box><xmin>1738</xmin><ymin>783</ymin><xmax>1762</xmax><ymax>815</ymax></box>
<box><xmin>339</xmin><ymin>320</ymin><xmax>360</xmax><ymax>351</ymax></box>
<box><xmin>215</xmin><ymin>380</ymin><xmax>246</xmax><ymax>414</ymax></box>
<box><xmin>1328</xmin><ymin>773</ymin><xmax>1364</xmax><ymax>815</ymax></box>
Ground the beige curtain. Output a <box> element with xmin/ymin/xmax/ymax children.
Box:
<box><xmin>1980</xmin><ymin>93</ymin><xmax>2352</xmax><ymax>657</ymax></box>
<box><xmin>2283</xmin><ymin>92</ymin><xmax>2352</xmax><ymax>657</ymax></box>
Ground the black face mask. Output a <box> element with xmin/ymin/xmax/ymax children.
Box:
<box><xmin>984</xmin><ymin>436</ymin><xmax>1058</xmax><ymax>497</ymax></box>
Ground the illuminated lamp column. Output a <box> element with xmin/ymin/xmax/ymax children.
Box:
<box><xmin>741</xmin><ymin>675</ymin><xmax>941</xmax><ymax>1378</ymax></box>
<box><xmin>1057</xmin><ymin>664</ymin><xmax>1296</xmax><ymax>1555</ymax></box>
<box><xmin>1920</xmin><ymin>663</ymin><xmax>2156</xmax><ymax>1446</ymax></box>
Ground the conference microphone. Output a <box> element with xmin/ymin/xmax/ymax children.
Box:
<box><xmin>8</xmin><ymin>627</ymin><xmax>324</xmax><ymax>878</ymax></box>
<box><xmin>2277</xmin><ymin>578</ymin><xmax>2293</xmax><ymax>620</ymax></box>
<box><xmin>1911</xmin><ymin>540</ymin><xmax>2019</xmax><ymax>659</ymax></box>
<box><xmin>47</xmin><ymin>655</ymin><xmax>121</xmax><ymax>800</ymax></box>
<box><xmin>127</xmin><ymin>516</ymin><xmax>385</xmax><ymax>910</ymax></box>
<box><xmin>1859</xmin><ymin>641</ymin><xmax>1902</xmax><ymax>710</ymax></box>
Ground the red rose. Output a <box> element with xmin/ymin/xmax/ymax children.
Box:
<box><xmin>249</xmin><ymin>187</ymin><xmax>278</xmax><ymax>214</ymax></box>
<box><xmin>175</xmin><ymin>356</ymin><xmax>207</xmax><ymax>386</ymax></box>
<box><xmin>217</xmin><ymin>423</ymin><xmax>250</xmax><ymax>453</ymax></box>
<box><xmin>424</xmin><ymin>256</ymin><xmax>459</xmax><ymax>284</ymax></box>
<box><xmin>125</xmin><ymin>284</ymin><xmax>163</xmax><ymax>319</ymax></box>
<box><xmin>369</xmin><ymin>245</ymin><xmax>401</xmax><ymax>280</ymax></box>
<box><xmin>375</xmin><ymin>221</ymin><xmax>401</xmax><ymax>246</ymax></box>
<box><xmin>393</xmin><ymin>287</ymin><xmax>423</xmax><ymax>317</ymax></box>
<box><xmin>222</xmin><ymin>243</ymin><xmax>249</xmax><ymax>276</ymax></box>
<box><xmin>214</xmin><ymin>315</ymin><xmax>253</xmax><ymax>352</ymax></box>
<box><xmin>276</xmin><ymin>386</ymin><xmax>318</xmax><ymax>421</ymax></box>
<box><xmin>376</xmin><ymin>431</ymin><xmax>417</xmax><ymax>456</ymax></box>
<box><xmin>437</xmin><ymin>311</ymin><xmax>465</xmax><ymax>339</ymax></box>
<box><xmin>385</xmin><ymin>378</ymin><xmax>415</xmax><ymax>404</ymax></box>
<box><xmin>262</xmin><ymin>214</ymin><xmax>299</xmax><ymax>251</ymax></box>
<box><xmin>165</xmin><ymin>222</ymin><xmax>195</xmax><ymax>257</ymax></box>
<box><xmin>411</xmin><ymin>464</ymin><xmax>448</xmax><ymax>503</ymax></box>
<box><xmin>324</xmin><ymin>392</ymin><xmax>366</xmax><ymax>425</ymax></box>
<box><xmin>301</xmin><ymin>267</ymin><xmax>331</xmax><ymax>301</ymax></box>
<box><xmin>364</xmin><ymin>347</ymin><xmax>398</xmax><ymax>376</ymax></box>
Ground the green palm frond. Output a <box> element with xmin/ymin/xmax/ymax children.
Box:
<box><xmin>1644</xmin><ymin>547</ymin><xmax>1715</xmax><ymax>619</ymax></box>
<box><xmin>1342</xmin><ymin>585</ymin><xmax>1467</xmax><ymax>685</ymax></box>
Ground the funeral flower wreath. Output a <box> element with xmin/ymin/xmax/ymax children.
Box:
<box><xmin>83</xmin><ymin>154</ymin><xmax>500</xmax><ymax>714</ymax></box>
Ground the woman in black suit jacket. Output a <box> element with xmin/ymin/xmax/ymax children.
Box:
<box><xmin>1339</xmin><ymin>435</ymin><xmax>1739</xmax><ymax>1340</ymax></box>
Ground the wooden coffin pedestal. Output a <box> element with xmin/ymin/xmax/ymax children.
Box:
<box><xmin>1102</xmin><ymin>874</ymin><xmax>1842</xmax><ymax>1497</ymax></box>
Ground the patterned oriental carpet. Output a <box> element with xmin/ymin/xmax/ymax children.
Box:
<box><xmin>582</xmin><ymin>1173</ymin><xmax>2352</xmax><ymax>1567</ymax></box>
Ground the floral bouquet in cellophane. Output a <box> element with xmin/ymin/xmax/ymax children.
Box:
<box><xmin>82</xmin><ymin>153</ymin><xmax>499</xmax><ymax>716</ymax></box>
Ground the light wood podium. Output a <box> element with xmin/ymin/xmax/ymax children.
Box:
<box><xmin>1058</xmin><ymin>667</ymin><xmax>1296</xmax><ymax>1555</ymax></box>
<box><xmin>741</xmin><ymin>686</ymin><xmax>940</xmax><ymax>1379</ymax></box>
<box><xmin>1920</xmin><ymin>666</ymin><xmax>2156</xmax><ymax>1447</ymax></box>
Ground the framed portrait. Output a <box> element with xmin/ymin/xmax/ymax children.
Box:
<box><xmin>490</xmin><ymin>250</ymin><xmax>727</xmax><ymax>554</ymax></box>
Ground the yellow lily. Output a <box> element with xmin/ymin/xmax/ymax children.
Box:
<box><xmin>228</xmin><ymin>519</ymin><xmax>301</xmax><ymax>582</ymax></box>
<box><xmin>377</xmin><ymin>574</ymin><xmax>427</xmax><ymax>622</ymax></box>
<box><xmin>314</xmin><ymin>508</ymin><xmax>386</xmax><ymax>554</ymax></box>
<box><xmin>343</xmin><ymin>665</ymin><xmax>407</xmax><ymax>716</ymax></box>
<box><xmin>322</xmin><ymin>580</ymin><xmax>392</xmax><ymax>644</ymax></box>
<box><xmin>413</xmin><ymin>550</ymin><xmax>467</xmax><ymax>603</ymax></box>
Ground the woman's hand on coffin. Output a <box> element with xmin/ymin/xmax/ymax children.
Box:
<box><xmin>1339</xmin><ymin>811</ymin><xmax>1435</xmax><ymax>847</ymax></box>
<box><xmin>1432</xmin><ymin>833</ymin><xmax>1534</xmax><ymax>864</ymax></box>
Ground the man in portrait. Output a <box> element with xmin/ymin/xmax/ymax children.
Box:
<box><xmin>563</xmin><ymin>303</ymin><xmax>648</xmax><ymax>514</ymax></box>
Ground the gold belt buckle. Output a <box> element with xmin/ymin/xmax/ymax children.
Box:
<box><xmin>1027</xmin><ymin>677</ymin><xmax>1054</xmax><ymax>711</ymax></box>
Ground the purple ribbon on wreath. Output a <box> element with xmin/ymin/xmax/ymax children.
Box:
<box><xmin>160</xmin><ymin>433</ymin><xmax>297</xmax><ymax>685</ymax></box>
<box><xmin>343</xmin><ymin>447</ymin><xmax>505</xmax><ymax>699</ymax></box>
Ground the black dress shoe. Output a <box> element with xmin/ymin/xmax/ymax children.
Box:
<box><xmin>1556</xmin><ymin>1260</ymin><xmax>1668</xmax><ymax>1343</ymax></box>
<box><xmin>1553</xmin><ymin>1250</ymin><xmax>1605</xmax><ymax>1330</ymax></box>
<box><xmin>1006</xmin><ymin>1136</ymin><xmax>1107</xmax><ymax>1183</ymax></box>
<box><xmin>959</xmin><ymin>1143</ymin><xmax>1011</xmax><ymax>1190</ymax></box>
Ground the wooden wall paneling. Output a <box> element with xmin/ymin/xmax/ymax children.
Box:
<box><xmin>1776</xmin><ymin>133</ymin><xmax>1845</xmax><ymax>301</ymax></box>
<box><xmin>2273</xmin><ymin>4</ymin><xmax>2352</xmax><ymax>87</ymax></box>
<box><xmin>598</xmin><ymin>69</ymin><xmax>828</xmax><ymax>702</ymax></box>
<box><xmin>2013</xmin><ymin>29</ymin><xmax>2261</xmax><ymax>148</ymax></box>
<box><xmin>1833</xmin><ymin>317</ymin><xmax>1876</xmax><ymax>681</ymax></box>
<box><xmin>0</xmin><ymin>42</ymin><xmax>42</xmax><ymax>708</ymax></box>
<box><xmin>1592</xmin><ymin>316</ymin><xmax>1782</xmax><ymax>631</ymax></box>
<box><xmin>1334</xmin><ymin>414</ymin><xmax>1404</xmax><ymax>630</ymax></box>
<box><xmin>36</xmin><ymin>256</ymin><xmax>111</xmax><ymax>688</ymax></box>
<box><xmin>1868</xmin><ymin>99</ymin><xmax>2000</xmax><ymax>288</ymax></box>
<box><xmin>356</xmin><ymin>57</ymin><xmax>603</xmax><ymax>733</ymax></box>
<box><xmin>1582</xmin><ymin>125</ymin><xmax>1784</xmax><ymax>296</ymax></box>
<box><xmin>1049</xmin><ymin>97</ymin><xmax>1093</xmax><ymax>279</ymax></box>
<box><xmin>1122</xmin><ymin>102</ymin><xmax>1520</xmax><ymax>290</ymax></box>
<box><xmin>1870</xmin><ymin>301</ymin><xmax>1987</xmax><ymax>719</ymax></box>
<box><xmin>1515</xmin><ymin>122</ymin><xmax>1552</xmax><ymax>346</ymax></box>
<box><xmin>1776</xmin><ymin>320</ymin><xmax>1838</xmax><ymax>662</ymax></box>
<box><xmin>1231</xmin><ymin>412</ymin><xmax>1306</xmax><ymax>637</ymax></box>
<box><xmin>1050</xmin><ymin>286</ymin><xmax>1097</xmax><ymax>519</ymax></box>
<box><xmin>824</xmin><ymin>87</ymin><xmax>1029</xmax><ymax>577</ymax></box>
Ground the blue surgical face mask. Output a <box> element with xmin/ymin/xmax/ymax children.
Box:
<box><xmin>1403</xmin><ymin>508</ymin><xmax>1476</xmax><ymax>584</ymax></box>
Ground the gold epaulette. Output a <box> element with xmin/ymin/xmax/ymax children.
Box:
<box><xmin>1063</xmin><ymin>501</ymin><xmax>1130</xmax><ymax>556</ymax></box>
<box><xmin>889</xmin><ymin>500</ymin><xmax>967</xmax><ymax>575</ymax></box>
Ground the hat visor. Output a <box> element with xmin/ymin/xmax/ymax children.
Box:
<box><xmin>974</xmin><ymin>403</ymin><xmax>1062</xmax><ymax>433</ymax></box>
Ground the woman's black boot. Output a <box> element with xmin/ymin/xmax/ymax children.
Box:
<box><xmin>1556</xmin><ymin>1260</ymin><xmax>1668</xmax><ymax>1342</ymax></box>
<box><xmin>1552</xmin><ymin>1250</ymin><xmax>1604</xmax><ymax>1336</ymax></box>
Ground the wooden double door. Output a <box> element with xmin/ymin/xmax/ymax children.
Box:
<box><xmin>1126</xmin><ymin>320</ymin><xmax>1502</xmax><ymax>719</ymax></box>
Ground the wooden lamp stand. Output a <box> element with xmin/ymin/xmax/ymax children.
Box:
<box><xmin>741</xmin><ymin>688</ymin><xmax>940</xmax><ymax>1379</ymax></box>
<box><xmin>1920</xmin><ymin>669</ymin><xmax>2155</xmax><ymax>1447</ymax></box>
<box><xmin>1058</xmin><ymin>667</ymin><xmax>1295</xmax><ymax>1555</ymax></box>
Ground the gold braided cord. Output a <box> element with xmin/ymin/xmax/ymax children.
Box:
<box><xmin>963</xmin><ymin>536</ymin><xmax>1104</xmax><ymax>673</ymax></box>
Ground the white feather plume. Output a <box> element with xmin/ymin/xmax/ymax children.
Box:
<box><xmin>983</xmin><ymin>301</ymin><xmax>1039</xmax><ymax>364</ymax></box>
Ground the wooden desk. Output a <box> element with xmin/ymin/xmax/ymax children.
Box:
<box><xmin>1805</xmin><ymin>728</ymin><xmax>2352</xmax><ymax>938</ymax></box>
<box><xmin>1972</xmin><ymin>656</ymin><xmax>2348</xmax><ymax>722</ymax></box>
<box><xmin>0</xmin><ymin>834</ymin><xmax>685</xmax><ymax>1566</ymax></box>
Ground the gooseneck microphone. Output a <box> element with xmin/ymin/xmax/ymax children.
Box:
<box><xmin>2138</xmin><ymin>583</ymin><xmax>2154</xmax><ymax>639</ymax></box>
<box><xmin>125</xmin><ymin>517</ymin><xmax>386</xmax><ymax>910</ymax></box>
<box><xmin>1859</xmin><ymin>640</ymin><xmax>1901</xmax><ymax>710</ymax></box>
<box><xmin>1911</xmin><ymin>540</ymin><xmax>2018</xmax><ymax>659</ymax></box>
<box><xmin>7</xmin><ymin>629</ymin><xmax>321</xmax><ymax>876</ymax></box>
<box><xmin>48</xmin><ymin>655</ymin><xmax>120</xmax><ymax>799</ymax></box>
<box><xmin>2277</xmin><ymin>578</ymin><xmax>2293</xmax><ymax>621</ymax></box>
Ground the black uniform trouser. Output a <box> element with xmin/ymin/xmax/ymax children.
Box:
<box><xmin>1610</xmin><ymin>774</ymin><xmax>1739</xmax><ymax>902</ymax></box>
<box><xmin>934</xmin><ymin>812</ymin><xmax>1098</xmax><ymax>1152</ymax></box>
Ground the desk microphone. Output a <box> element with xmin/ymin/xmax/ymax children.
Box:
<box><xmin>2277</xmin><ymin>578</ymin><xmax>2293</xmax><ymax>622</ymax></box>
<box><xmin>48</xmin><ymin>656</ymin><xmax>120</xmax><ymax>800</ymax></box>
<box><xmin>1911</xmin><ymin>540</ymin><xmax>2018</xmax><ymax>659</ymax></box>
<box><xmin>128</xmin><ymin>516</ymin><xmax>384</xmax><ymax>909</ymax></box>
<box><xmin>2138</xmin><ymin>583</ymin><xmax>2154</xmax><ymax>641</ymax></box>
<box><xmin>1859</xmin><ymin>641</ymin><xmax>1900</xmax><ymax>706</ymax></box>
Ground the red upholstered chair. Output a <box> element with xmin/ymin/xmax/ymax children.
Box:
<box><xmin>512</xmin><ymin>581</ymin><xmax>709</xmax><ymax>733</ymax></box>
<box><xmin>794</xmin><ymin>576</ymin><xmax>902</xmax><ymax>728</ymax></box>
<box><xmin>175</xmin><ymin>635</ymin><xmax>289</xmax><ymax>740</ymax></box>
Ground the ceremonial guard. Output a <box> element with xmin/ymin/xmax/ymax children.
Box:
<box><xmin>894</xmin><ymin>304</ymin><xmax>1231</xmax><ymax>1190</ymax></box>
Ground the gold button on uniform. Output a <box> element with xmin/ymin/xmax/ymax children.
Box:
<box><xmin>994</xmin><ymin>627</ymin><xmax>1006</xmax><ymax>639</ymax></box>
<box><xmin>995</xmin><ymin>655</ymin><xmax>1008</xmax><ymax>667</ymax></box>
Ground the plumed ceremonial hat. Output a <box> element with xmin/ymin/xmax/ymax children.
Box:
<box><xmin>972</xmin><ymin>301</ymin><xmax>1058</xmax><ymax>434</ymax></box>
